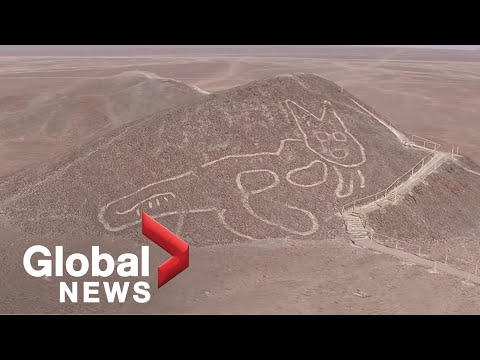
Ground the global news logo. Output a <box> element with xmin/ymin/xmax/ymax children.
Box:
<box><xmin>22</xmin><ymin>212</ymin><xmax>189</xmax><ymax>304</ymax></box>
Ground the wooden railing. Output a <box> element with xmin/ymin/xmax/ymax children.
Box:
<box><xmin>342</xmin><ymin>151</ymin><xmax>439</xmax><ymax>213</ymax></box>
<box><xmin>370</xmin><ymin>232</ymin><xmax>480</xmax><ymax>277</ymax></box>
<box><xmin>370</xmin><ymin>232</ymin><xmax>422</xmax><ymax>254</ymax></box>
<box><xmin>410</xmin><ymin>135</ymin><xmax>441</xmax><ymax>151</ymax></box>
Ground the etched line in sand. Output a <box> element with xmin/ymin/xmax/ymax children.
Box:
<box><xmin>333</xmin><ymin>165</ymin><xmax>354</xmax><ymax>198</ymax></box>
<box><xmin>189</xmin><ymin>208</ymin><xmax>217</xmax><ymax>213</ymax></box>
<box><xmin>114</xmin><ymin>192</ymin><xmax>176</xmax><ymax>215</ymax></box>
<box><xmin>116</xmin><ymin>70</ymin><xmax>211</xmax><ymax>94</ymax></box>
<box><xmin>349</xmin><ymin>97</ymin><xmax>408</xmax><ymax>145</ymax></box>
<box><xmin>285</xmin><ymin>99</ymin><xmax>367</xmax><ymax>168</ymax></box>
<box><xmin>217</xmin><ymin>209</ymin><xmax>294</xmax><ymax>242</ymax></box>
<box><xmin>286</xmin><ymin>99</ymin><xmax>367</xmax><ymax>198</ymax></box>
<box><xmin>456</xmin><ymin>162</ymin><xmax>480</xmax><ymax>177</ymax></box>
<box><xmin>286</xmin><ymin>160</ymin><xmax>328</xmax><ymax>187</ymax></box>
<box><xmin>201</xmin><ymin>139</ymin><xmax>302</xmax><ymax>168</ymax></box>
<box><xmin>174</xmin><ymin>212</ymin><xmax>186</xmax><ymax>236</ymax></box>
<box><xmin>334</xmin><ymin>110</ymin><xmax>366</xmax><ymax>165</ymax></box>
<box><xmin>357</xmin><ymin>169</ymin><xmax>365</xmax><ymax>188</ymax></box>
<box><xmin>236</xmin><ymin>169</ymin><xmax>319</xmax><ymax>237</ymax></box>
<box><xmin>100</xmin><ymin>139</ymin><xmax>309</xmax><ymax>233</ymax></box>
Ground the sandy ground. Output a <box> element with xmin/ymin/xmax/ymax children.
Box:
<box><xmin>1</xmin><ymin>46</ymin><xmax>480</xmax><ymax>314</ymax></box>
<box><xmin>139</xmin><ymin>238</ymin><xmax>480</xmax><ymax>315</ymax></box>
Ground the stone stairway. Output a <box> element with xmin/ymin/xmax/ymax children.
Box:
<box><xmin>339</xmin><ymin>149</ymin><xmax>480</xmax><ymax>284</ymax></box>
<box><xmin>386</xmin><ymin>192</ymin><xmax>397</xmax><ymax>203</ymax></box>
<box><xmin>344</xmin><ymin>212</ymin><xmax>370</xmax><ymax>243</ymax></box>
<box><xmin>342</xmin><ymin>151</ymin><xmax>450</xmax><ymax>244</ymax></box>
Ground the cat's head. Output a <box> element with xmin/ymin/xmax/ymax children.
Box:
<box><xmin>286</xmin><ymin>100</ymin><xmax>366</xmax><ymax>167</ymax></box>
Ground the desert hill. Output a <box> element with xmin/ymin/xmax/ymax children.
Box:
<box><xmin>0</xmin><ymin>71</ymin><xmax>207</xmax><ymax>176</ymax></box>
<box><xmin>0</xmin><ymin>74</ymin><xmax>428</xmax><ymax>245</ymax></box>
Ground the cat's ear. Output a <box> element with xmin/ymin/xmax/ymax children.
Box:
<box><xmin>285</xmin><ymin>100</ymin><xmax>323</xmax><ymax>132</ymax></box>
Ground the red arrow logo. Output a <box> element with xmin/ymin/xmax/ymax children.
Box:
<box><xmin>142</xmin><ymin>212</ymin><xmax>189</xmax><ymax>288</ymax></box>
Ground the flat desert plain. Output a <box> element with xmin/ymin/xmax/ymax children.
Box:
<box><xmin>1</xmin><ymin>46</ymin><xmax>480</xmax><ymax>314</ymax></box>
